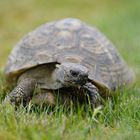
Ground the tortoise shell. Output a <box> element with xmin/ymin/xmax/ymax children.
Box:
<box><xmin>5</xmin><ymin>18</ymin><xmax>134</xmax><ymax>90</ymax></box>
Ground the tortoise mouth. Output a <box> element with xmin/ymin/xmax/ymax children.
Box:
<box><xmin>64</xmin><ymin>77</ymin><xmax>88</xmax><ymax>87</ymax></box>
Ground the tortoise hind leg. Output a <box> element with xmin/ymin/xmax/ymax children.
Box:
<box><xmin>4</xmin><ymin>78</ymin><xmax>36</xmax><ymax>106</ymax></box>
<box><xmin>31</xmin><ymin>89</ymin><xmax>79</xmax><ymax>107</ymax></box>
<box><xmin>31</xmin><ymin>90</ymin><xmax>55</xmax><ymax>106</ymax></box>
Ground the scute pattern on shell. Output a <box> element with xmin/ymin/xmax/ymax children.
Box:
<box><xmin>5</xmin><ymin>18</ymin><xmax>134</xmax><ymax>89</ymax></box>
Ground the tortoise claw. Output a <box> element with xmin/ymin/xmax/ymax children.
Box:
<box><xmin>83</xmin><ymin>83</ymin><xmax>101</xmax><ymax>108</ymax></box>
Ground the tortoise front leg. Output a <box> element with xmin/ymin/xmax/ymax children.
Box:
<box><xmin>4</xmin><ymin>78</ymin><xmax>36</xmax><ymax>106</ymax></box>
<box><xmin>83</xmin><ymin>82</ymin><xmax>101</xmax><ymax>108</ymax></box>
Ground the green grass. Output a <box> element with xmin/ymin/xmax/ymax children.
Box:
<box><xmin>0</xmin><ymin>0</ymin><xmax>140</xmax><ymax>139</ymax></box>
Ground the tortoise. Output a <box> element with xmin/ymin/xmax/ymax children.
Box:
<box><xmin>4</xmin><ymin>18</ymin><xmax>135</xmax><ymax>107</ymax></box>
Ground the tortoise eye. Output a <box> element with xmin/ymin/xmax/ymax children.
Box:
<box><xmin>70</xmin><ymin>70</ymin><xmax>79</xmax><ymax>77</ymax></box>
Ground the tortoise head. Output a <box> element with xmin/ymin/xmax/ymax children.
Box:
<box><xmin>55</xmin><ymin>62</ymin><xmax>89</xmax><ymax>87</ymax></box>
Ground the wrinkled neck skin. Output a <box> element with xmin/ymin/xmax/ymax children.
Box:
<box><xmin>17</xmin><ymin>65</ymin><xmax>64</xmax><ymax>90</ymax></box>
<box><xmin>17</xmin><ymin>62</ymin><xmax>89</xmax><ymax>90</ymax></box>
<box><xmin>52</xmin><ymin>65</ymin><xmax>66</xmax><ymax>87</ymax></box>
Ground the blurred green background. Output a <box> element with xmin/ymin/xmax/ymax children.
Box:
<box><xmin>0</xmin><ymin>0</ymin><xmax>139</xmax><ymax>67</ymax></box>
<box><xmin>0</xmin><ymin>1</ymin><xmax>140</xmax><ymax>139</ymax></box>
<box><xmin>0</xmin><ymin>0</ymin><xmax>140</xmax><ymax>82</ymax></box>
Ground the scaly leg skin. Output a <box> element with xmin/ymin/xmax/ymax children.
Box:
<box><xmin>4</xmin><ymin>78</ymin><xmax>36</xmax><ymax>106</ymax></box>
<box><xmin>83</xmin><ymin>82</ymin><xmax>101</xmax><ymax>109</ymax></box>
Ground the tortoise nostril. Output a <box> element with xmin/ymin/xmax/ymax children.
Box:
<box><xmin>70</xmin><ymin>70</ymin><xmax>79</xmax><ymax>77</ymax></box>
